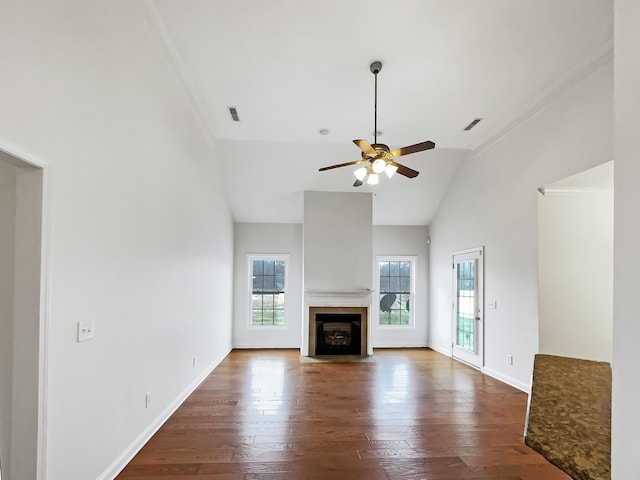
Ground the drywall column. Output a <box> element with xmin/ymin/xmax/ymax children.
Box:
<box><xmin>613</xmin><ymin>1</ymin><xmax>640</xmax><ymax>477</ymax></box>
<box><xmin>302</xmin><ymin>191</ymin><xmax>373</xmax><ymax>355</ymax></box>
<box><xmin>303</xmin><ymin>191</ymin><xmax>373</xmax><ymax>292</ymax></box>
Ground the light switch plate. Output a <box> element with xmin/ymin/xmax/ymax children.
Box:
<box><xmin>77</xmin><ymin>320</ymin><xmax>95</xmax><ymax>342</ymax></box>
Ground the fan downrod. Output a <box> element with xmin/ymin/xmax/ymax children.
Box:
<box><xmin>316</xmin><ymin>59</ymin><xmax>435</xmax><ymax>185</ymax></box>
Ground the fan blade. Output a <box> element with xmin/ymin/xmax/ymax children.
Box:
<box><xmin>391</xmin><ymin>161</ymin><xmax>419</xmax><ymax>178</ymax></box>
<box><xmin>318</xmin><ymin>160</ymin><xmax>363</xmax><ymax>171</ymax></box>
<box><xmin>353</xmin><ymin>139</ymin><xmax>376</xmax><ymax>156</ymax></box>
<box><xmin>353</xmin><ymin>179</ymin><xmax>363</xmax><ymax>187</ymax></box>
<box><xmin>391</xmin><ymin>140</ymin><xmax>435</xmax><ymax>158</ymax></box>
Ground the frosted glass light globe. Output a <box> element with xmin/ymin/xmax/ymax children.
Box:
<box><xmin>372</xmin><ymin>159</ymin><xmax>386</xmax><ymax>174</ymax></box>
<box><xmin>354</xmin><ymin>166</ymin><xmax>367</xmax><ymax>181</ymax></box>
<box><xmin>385</xmin><ymin>164</ymin><xmax>398</xmax><ymax>178</ymax></box>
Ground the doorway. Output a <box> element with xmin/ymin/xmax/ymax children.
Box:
<box><xmin>0</xmin><ymin>148</ymin><xmax>45</xmax><ymax>480</ymax></box>
<box><xmin>537</xmin><ymin>162</ymin><xmax>613</xmax><ymax>362</ymax></box>
<box><xmin>452</xmin><ymin>247</ymin><xmax>484</xmax><ymax>369</ymax></box>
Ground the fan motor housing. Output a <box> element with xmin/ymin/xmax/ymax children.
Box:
<box><xmin>371</xmin><ymin>143</ymin><xmax>389</xmax><ymax>152</ymax></box>
<box><xmin>364</xmin><ymin>143</ymin><xmax>392</xmax><ymax>160</ymax></box>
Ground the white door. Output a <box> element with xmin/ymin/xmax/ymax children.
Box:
<box><xmin>452</xmin><ymin>248</ymin><xmax>484</xmax><ymax>369</ymax></box>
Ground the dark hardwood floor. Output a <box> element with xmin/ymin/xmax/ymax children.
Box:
<box><xmin>117</xmin><ymin>349</ymin><xmax>570</xmax><ymax>479</ymax></box>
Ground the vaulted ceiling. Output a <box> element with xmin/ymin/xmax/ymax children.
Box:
<box><xmin>148</xmin><ymin>0</ymin><xmax>612</xmax><ymax>224</ymax></box>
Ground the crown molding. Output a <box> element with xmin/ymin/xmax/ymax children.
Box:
<box><xmin>473</xmin><ymin>40</ymin><xmax>613</xmax><ymax>157</ymax></box>
<box><xmin>538</xmin><ymin>186</ymin><xmax>612</xmax><ymax>196</ymax></box>
<box><xmin>138</xmin><ymin>0</ymin><xmax>218</xmax><ymax>148</ymax></box>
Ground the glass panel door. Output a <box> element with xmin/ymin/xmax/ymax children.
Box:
<box><xmin>456</xmin><ymin>260</ymin><xmax>477</xmax><ymax>352</ymax></box>
<box><xmin>452</xmin><ymin>248</ymin><xmax>483</xmax><ymax>369</ymax></box>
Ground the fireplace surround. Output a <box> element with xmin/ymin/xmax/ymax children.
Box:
<box><xmin>307</xmin><ymin>305</ymin><xmax>368</xmax><ymax>357</ymax></box>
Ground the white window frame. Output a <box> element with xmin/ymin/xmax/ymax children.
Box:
<box><xmin>247</xmin><ymin>254</ymin><xmax>289</xmax><ymax>328</ymax></box>
<box><xmin>376</xmin><ymin>255</ymin><xmax>417</xmax><ymax>328</ymax></box>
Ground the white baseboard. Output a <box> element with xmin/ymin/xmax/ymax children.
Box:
<box><xmin>427</xmin><ymin>342</ymin><xmax>452</xmax><ymax>357</ymax></box>
<box><xmin>232</xmin><ymin>343</ymin><xmax>300</xmax><ymax>349</ymax></box>
<box><xmin>482</xmin><ymin>366</ymin><xmax>530</xmax><ymax>393</ymax></box>
<box><xmin>426</xmin><ymin>343</ymin><xmax>530</xmax><ymax>393</ymax></box>
<box><xmin>97</xmin><ymin>346</ymin><xmax>232</xmax><ymax>480</ymax></box>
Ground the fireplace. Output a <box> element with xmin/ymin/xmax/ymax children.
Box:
<box><xmin>308</xmin><ymin>305</ymin><xmax>368</xmax><ymax>356</ymax></box>
<box><xmin>315</xmin><ymin>313</ymin><xmax>361</xmax><ymax>355</ymax></box>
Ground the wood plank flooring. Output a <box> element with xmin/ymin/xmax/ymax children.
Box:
<box><xmin>117</xmin><ymin>349</ymin><xmax>570</xmax><ymax>480</ymax></box>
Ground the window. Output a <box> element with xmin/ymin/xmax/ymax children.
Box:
<box><xmin>249</xmin><ymin>255</ymin><xmax>287</xmax><ymax>326</ymax></box>
<box><xmin>377</xmin><ymin>256</ymin><xmax>416</xmax><ymax>326</ymax></box>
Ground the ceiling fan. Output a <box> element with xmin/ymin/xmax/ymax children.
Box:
<box><xmin>319</xmin><ymin>61</ymin><xmax>436</xmax><ymax>187</ymax></box>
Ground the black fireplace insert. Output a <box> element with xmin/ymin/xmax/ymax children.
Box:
<box><xmin>315</xmin><ymin>313</ymin><xmax>362</xmax><ymax>355</ymax></box>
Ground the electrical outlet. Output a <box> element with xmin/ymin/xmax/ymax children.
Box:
<box><xmin>192</xmin><ymin>357</ymin><xmax>197</xmax><ymax>368</ymax></box>
<box><xmin>145</xmin><ymin>391</ymin><xmax>152</xmax><ymax>409</ymax></box>
<box><xmin>77</xmin><ymin>321</ymin><xmax>95</xmax><ymax>342</ymax></box>
<box><xmin>507</xmin><ymin>354</ymin><xmax>514</xmax><ymax>365</ymax></box>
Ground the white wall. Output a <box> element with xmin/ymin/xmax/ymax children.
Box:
<box><xmin>233</xmin><ymin>223</ymin><xmax>428</xmax><ymax>350</ymax></box>
<box><xmin>0</xmin><ymin>159</ymin><xmax>16</xmax><ymax>479</ymax></box>
<box><xmin>0</xmin><ymin>2</ymin><xmax>234</xmax><ymax>479</ymax></box>
<box><xmin>233</xmin><ymin>223</ymin><xmax>303</xmax><ymax>348</ymax></box>
<box><xmin>303</xmin><ymin>191</ymin><xmax>373</xmax><ymax>292</ymax></box>
<box><xmin>372</xmin><ymin>226</ymin><xmax>429</xmax><ymax>347</ymax></box>
<box><xmin>613</xmin><ymin>1</ymin><xmax>640</xmax><ymax>477</ymax></box>
<box><xmin>538</xmin><ymin>172</ymin><xmax>613</xmax><ymax>363</ymax></box>
<box><xmin>429</xmin><ymin>61</ymin><xmax>613</xmax><ymax>391</ymax></box>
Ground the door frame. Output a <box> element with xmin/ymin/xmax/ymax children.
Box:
<box><xmin>0</xmin><ymin>141</ymin><xmax>50</xmax><ymax>480</ymax></box>
<box><xmin>451</xmin><ymin>246</ymin><xmax>484</xmax><ymax>370</ymax></box>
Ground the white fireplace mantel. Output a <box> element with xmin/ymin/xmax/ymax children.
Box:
<box><xmin>305</xmin><ymin>289</ymin><xmax>373</xmax><ymax>306</ymax></box>
<box><xmin>302</xmin><ymin>289</ymin><xmax>374</xmax><ymax>356</ymax></box>
<box><xmin>306</xmin><ymin>289</ymin><xmax>373</xmax><ymax>296</ymax></box>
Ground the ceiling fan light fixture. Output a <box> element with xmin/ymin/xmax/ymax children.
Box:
<box><xmin>317</xmin><ymin>60</ymin><xmax>435</xmax><ymax>187</ymax></box>
<box><xmin>385</xmin><ymin>164</ymin><xmax>398</xmax><ymax>178</ymax></box>
<box><xmin>372</xmin><ymin>158</ymin><xmax>387</xmax><ymax>174</ymax></box>
<box><xmin>354</xmin><ymin>166</ymin><xmax>368</xmax><ymax>181</ymax></box>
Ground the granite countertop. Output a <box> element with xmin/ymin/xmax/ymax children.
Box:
<box><xmin>525</xmin><ymin>354</ymin><xmax>611</xmax><ymax>480</ymax></box>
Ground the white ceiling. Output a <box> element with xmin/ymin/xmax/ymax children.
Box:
<box><xmin>149</xmin><ymin>0</ymin><xmax>612</xmax><ymax>225</ymax></box>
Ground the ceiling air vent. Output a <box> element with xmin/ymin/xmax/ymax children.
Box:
<box><xmin>228</xmin><ymin>106</ymin><xmax>240</xmax><ymax>122</ymax></box>
<box><xmin>463</xmin><ymin>118</ymin><xmax>483</xmax><ymax>131</ymax></box>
